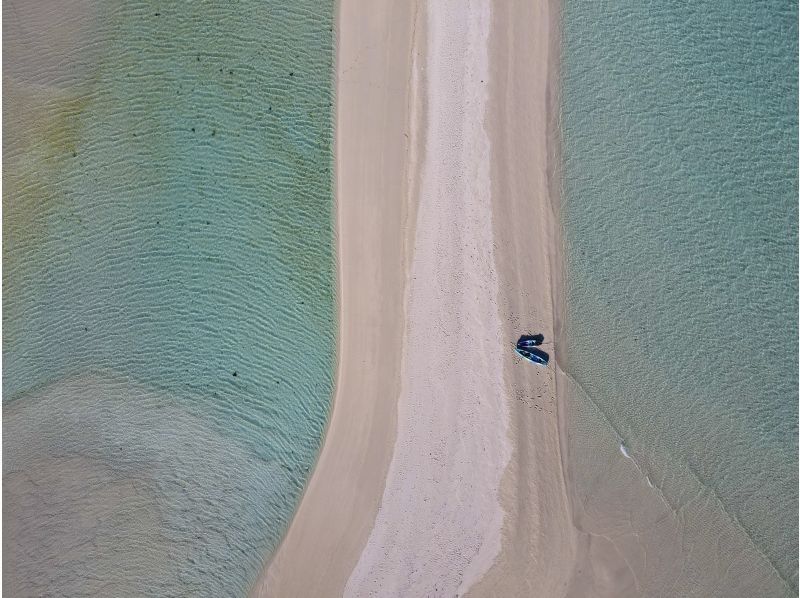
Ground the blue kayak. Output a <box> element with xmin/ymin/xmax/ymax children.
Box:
<box><xmin>516</xmin><ymin>333</ymin><xmax>544</xmax><ymax>348</ymax></box>
<box><xmin>515</xmin><ymin>346</ymin><xmax>549</xmax><ymax>366</ymax></box>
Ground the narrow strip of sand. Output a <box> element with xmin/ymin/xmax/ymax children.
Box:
<box><xmin>345</xmin><ymin>0</ymin><xmax>579</xmax><ymax>595</ymax></box>
<box><xmin>252</xmin><ymin>0</ymin><xmax>579</xmax><ymax>595</ymax></box>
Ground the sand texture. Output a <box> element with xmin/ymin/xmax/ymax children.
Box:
<box><xmin>253</xmin><ymin>0</ymin><xmax>592</xmax><ymax>595</ymax></box>
<box><xmin>346</xmin><ymin>0</ymin><xmax>510</xmax><ymax>594</ymax></box>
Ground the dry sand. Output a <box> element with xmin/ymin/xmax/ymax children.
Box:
<box><xmin>252</xmin><ymin>0</ymin><xmax>585</xmax><ymax>595</ymax></box>
<box><xmin>345</xmin><ymin>0</ymin><xmax>511</xmax><ymax>594</ymax></box>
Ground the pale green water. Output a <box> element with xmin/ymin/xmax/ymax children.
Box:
<box><xmin>561</xmin><ymin>0</ymin><xmax>797</xmax><ymax>595</ymax></box>
<box><xmin>3</xmin><ymin>1</ymin><xmax>334</xmax><ymax>595</ymax></box>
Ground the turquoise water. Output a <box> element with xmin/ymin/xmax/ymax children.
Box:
<box><xmin>561</xmin><ymin>0</ymin><xmax>797</xmax><ymax>595</ymax></box>
<box><xmin>3</xmin><ymin>1</ymin><xmax>334</xmax><ymax>595</ymax></box>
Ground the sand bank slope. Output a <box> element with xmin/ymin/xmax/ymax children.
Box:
<box><xmin>248</xmin><ymin>1</ymin><xmax>417</xmax><ymax>596</ymax></box>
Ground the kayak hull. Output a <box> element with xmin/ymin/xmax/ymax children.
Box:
<box><xmin>515</xmin><ymin>346</ymin><xmax>549</xmax><ymax>366</ymax></box>
<box><xmin>516</xmin><ymin>333</ymin><xmax>544</xmax><ymax>347</ymax></box>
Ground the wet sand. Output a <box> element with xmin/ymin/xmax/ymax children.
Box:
<box><xmin>248</xmin><ymin>1</ymin><xmax>417</xmax><ymax>595</ymax></box>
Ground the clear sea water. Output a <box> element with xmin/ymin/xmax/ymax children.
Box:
<box><xmin>560</xmin><ymin>0</ymin><xmax>797</xmax><ymax>595</ymax></box>
<box><xmin>3</xmin><ymin>1</ymin><xmax>334</xmax><ymax>595</ymax></box>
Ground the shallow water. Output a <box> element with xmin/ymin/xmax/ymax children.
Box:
<box><xmin>3</xmin><ymin>1</ymin><xmax>335</xmax><ymax>595</ymax></box>
<box><xmin>560</xmin><ymin>0</ymin><xmax>798</xmax><ymax>595</ymax></box>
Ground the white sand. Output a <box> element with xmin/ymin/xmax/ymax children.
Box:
<box><xmin>344</xmin><ymin>1</ymin><xmax>511</xmax><ymax>595</ymax></box>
